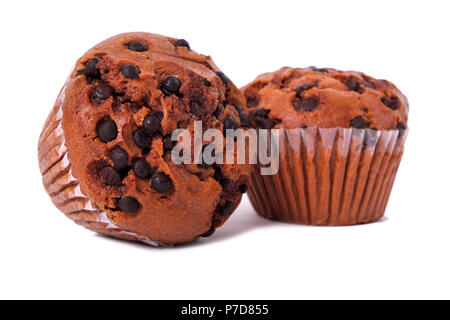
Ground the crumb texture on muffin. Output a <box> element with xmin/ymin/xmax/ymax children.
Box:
<box><xmin>39</xmin><ymin>32</ymin><xmax>249</xmax><ymax>245</ymax></box>
<box><xmin>242</xmin><ymin>67</ymin><xmax>409</xmax><ymax>130</ymax></box>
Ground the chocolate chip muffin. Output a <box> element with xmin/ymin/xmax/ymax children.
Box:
<box><xmin>242</xmin><ymin>67</ymin><xmax>409</xmax><ymax>225</ymax></box>
<box><xmin>38</xmin><ymin>32</ymin><xmax>249</xmax><ymax>245</ymax></box>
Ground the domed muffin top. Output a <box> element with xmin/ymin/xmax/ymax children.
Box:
<box><xmin>242</xmin><ymin>67</ymin><xmax>408</xmax><ymax>130</ymax></box>
<box><xmin>60</xmin><ymin>32</ymin><xmax>249</xmax><ymax>244</ymax></box>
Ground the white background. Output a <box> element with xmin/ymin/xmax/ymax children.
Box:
<box><xmin>0</xmin><ymin>0</ymin><xmax>449</xmax><ymax>299</ymax></box>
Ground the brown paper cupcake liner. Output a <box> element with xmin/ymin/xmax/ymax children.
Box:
<box><xmin>247</xmin><ymin>127</ymin><xmax>407</xmax><ymax>225</ymax></box>
<box><xmin>38</xmin><ymin>81</ymin><xmax>164</xmax><ymax>246</ymax></box>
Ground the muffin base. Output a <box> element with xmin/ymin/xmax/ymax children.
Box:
<box><xmin>248</xmin><ymin>127</ymin><xmax>407</xmax><ymax>225</ymax></box>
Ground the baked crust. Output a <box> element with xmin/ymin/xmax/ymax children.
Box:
<box><xmin>242</xmin><ymin>67</ymin><xmax>408</xmax><ymax>130</ymax></box>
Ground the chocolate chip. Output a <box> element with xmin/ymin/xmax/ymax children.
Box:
<box><xmin>118</xmin><ymin>165</ymin><xmax>133</xmax><ymax>180</ymax></box>
<box><xmin>216</xmin><ymin>72</ymin><xmax>228</xmax><ymax>86</ymax></box>
<box><xmin>345</xmin><ymin>77</ymin><xmax>363</xmax><ymax>93</ymax></box>
<box><xmin>294</xmin><ymin>84</ymin><xmax>315</xmax><ymax>96</ymax></box>
<box><xmin>219</xmin><ymin>178</ymin><xmax>231</xmax><ymax>189</ymax></box>
<box><xmin>312</xmin><ymin>67</ymin><xmax>329</xmax><ymax>73</ymax></box>
<box><xmin>97</xmin><ymin>119</ymin><xmax>118</xmax><ymax>143</ymax></box>
<box><xmin>200</xmin><ymin>226</ymin><xmax>215</xmax><ymax>238</ymax></box>
<box><xmin>109</xmin><ymin>147</ymin><xmax>128</xmax><ymax>170</ymax></box>
<box><xmin>251</xmin><ymin>108</ymin><xmax>280</xmax><ymax>128</ymax></box>
<box><xmin>293</xmin><ymin>97</ymin><xmax>319</xmax><ymax>112</ymax></box>
<box><xmin>251</xmin><ymin>108</ymin><xmax>271</xmax><ymax>118</ymax></box>
<box><xmin>133</xmin><ymin>128</ymin><xmax>151</xmax><ymax>148</ymax></box>
<box><xmin>381</xmin><ymin>96</ymin><xmax>399</xmax><ymax>110</ymax></box>
<box><xmin>163</xmin><ymin>135</ymin><xmax>175</xmax><ymax>153</ymax></box>
<box><xmin>239</xmin><ymin>184</ymin><xmax>248</xmax><ymax>194</ymax></box>
<box><xmin>173</xmin><ymin>39</ymin><xmax>190</xmax><ymax>49</ymax></box>
<box><xmin>99</xmin><ymin>167</ymin><xmax>121</xmax><ymax>186</ymax></box>
<box><xmin>151</xmin><ymin>172</ymin><xmax>172</xmax><ymax>193</ymax></box>
<box><xmin>84</xmin><ymin>58</ymin><xmax>101</xmax><ymax>79</ymax></box>
<box><xmin>239</xmin><ymin>112</ymin><xmax>249</xmax><ymax>127</ymax></box>
<box><xmin>213</xmin><ymin>167</ymin><xmax>222</xmax><ymax>182</ymax></box>
<box><xmin>219</xmin><ymin>201</ymin><xmax>234</xmax><ymax>217</ymax></box>
<box><xmin>160</xmin><ymin>76</ymin><xmax>181</xmax><ymax>96</ymax></box>
<box><xmin>127</xmin><ymin>41</ymin><xmax>148</xmax><ymax>52</ymax></box>
<box><xmin>154</xmin><ymin>111</ymin><xmax>164</xmax><ymax>120</ymax></box>
<box><xmin>118</xmin><ymin>197</ymin><xmax>140</xmax><ymax>213</ymax></box>
<box><xmin>234</xmin><ymin>106</ymin><xmax>249</xmax><ymax>126</ymax></box>
<box><xmin>397</xmin><ymin>122</ymin><xmax>406</xmax><ymax>130</ymax></box>
<box><xmin>90</xmin><ymin>83</ymin><xmax>114</xmax><ymax>104</ymax></box>
<box><xmin>213</xmin><ymin>103</ymin><xmax>224</xmax><ymax>118</ymax></box>
<box><xmin>223</xmin><ymin>116</ymin><xmax>238</xmax><ymax>131</ymax></box>
<box><xmin>133</xmin><ymin>158</ymin><xmax>151</xmax><ymax>179</ymax></box>
<box><xmin>254</xmin><ymin>118</ymin><xmax>281</xmax><ymax>129</ymax></box>
<box><xmin>350</xmin><ymin>116</ymin><xmax>370</xmax><ymax>129</ymax></box>
<box><xmin>202</xmin><ymin>78</ymin><xmax>211</xmax><ymax>87</ymax></box>
<box><xmin>120</xmin><ymin>64</ymin><xmax>141</xmax><ymax>79</ymax></box>
<box><xmin>233</xmin><ymin>106</ymin><xmax>243</xmax><ymax>113</ymax></box>
<box><xmin>143</xmin><ymin>111</ymin><xmax>163</xmax><ymax>135</ymax></box>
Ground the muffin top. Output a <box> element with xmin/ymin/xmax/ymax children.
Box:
<box><xmin>60</xmin><ymin>32</ymin><xmax>249</xmax><ymax>244</ymax></box>
<box><xmin>242</xmin><ymin>67</ymin><xmax>408</xmax><ymax>130</ymax></box>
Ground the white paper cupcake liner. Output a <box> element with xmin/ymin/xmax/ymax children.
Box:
<box><xmin>247</xmin><ymin>127</ymin><xmax>407</xmax><ymax>225</ymax></box>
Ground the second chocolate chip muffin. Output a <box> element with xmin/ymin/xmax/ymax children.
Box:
<box><xmin>242</xmin><ymin>66</ymin><xmax>408</xmax><ymax>130</ymax></box>
<box><xmin>242</xmin><ymin>67</ymin><xmax>409</xmax><ymax>226</ymax></box>
<box><xmin>38</xmin><ymin>32</ymin><xmax>249</xmax><ymax>245</ymax></box>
